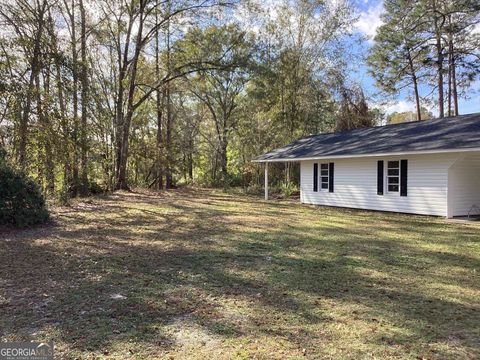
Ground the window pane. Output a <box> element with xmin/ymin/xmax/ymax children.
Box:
<box><xmin>321</xmin><ymin>176</ymin><xmax>329</xmax><ymax>183</ymax></box>
<box><xmin>321</xmin><ymin>183</ymin><xmax>328</xmax><ymax>189</ymax></box>
<box><xmin>388</xmin><ymin>169</ymin><xmax>399</xmax><ymax>176</ymax></box>
<box><xmin>388</xmin><ymin>161</ymin><xmax>399</xmax><ymax>168</ymax></box>
<box><xmin>321</xmin><ymin>170</ymin><xmax>328</xmax><ymax>176</ymax></box>
<box><xmin>388</xmin><ymin>177</ymin><xmax>399</xmax><ymax>184</ymax></box>
<box><xmin>321</xmin><ymin>164</ymin><xmax>328</xmax><ymax>170</ymax></box>
<box><xmin>388</xmin><ymin>184</ymin><xmax>399</xmax><ymax>192</ymax></box>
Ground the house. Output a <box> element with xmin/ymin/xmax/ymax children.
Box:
<box><xmin>253</xmin><ymin>113</ymin><xmax>480</xmax><ymax>218</ymax></box>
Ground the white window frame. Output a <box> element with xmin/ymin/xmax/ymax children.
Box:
<box><xmin>320</xmin><ymin>163</ymin><xmax>329</xmax><ymax>191</ymax></box>
<box><xmin>386</xmin><ymin>160</ymin><xmax>400</xmax><ymax>193</ymax></box>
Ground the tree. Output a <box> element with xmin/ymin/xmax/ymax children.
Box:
<box><xmin>387</xmin><ymin>108</ymin><xmax>432</xmax><ymax>123</ymax></box>
<box><xmin>79</xmin><ymin>0</ymin><xmax>89</xmax><ymax>195</ymax></box>
<box><xmin>2</xmin><ymin>0</ymin><xmax>475</xmax><ymax>199</ymax></box>
<box><xmin>178</xmin><ymin>24</ymin><xmax>254</xmax><ymax>187</ymax></box>
<box><xmin>442</xmin><ymin>0</ymin><xmax>480</xmax><ymax>116</ymax></box>
<box><xmin>0</xmin><ymin>0</ymin><xmax>50</xmax><ymax>167</ymax></box>
<box><xmin>421</xmin><ymin>0</ymin><xmax>480</xmax><ymax>117</ymax></box>
<box><xmin>429</xmin><ymin>0</ymin><xmax>447</xmax><ymax>118</ymax></box>
<box><xmin>335</xmin><ymin>84</ymin><xmax>379</xmax><ymax>131</ymax></box>
<box><xmin>96</xmin><ymin>0</ymin><xmax>232</xmax><ymax>190</ymax></box>
<box><xmin>368</xmin><ymin>0</ymin><xmax>429</xmax><ymax>121</ymax></box>
<box><xmin>61</xmin><ymin>0</ymin><xmax>81</xmax><ymax>195</ymax></box>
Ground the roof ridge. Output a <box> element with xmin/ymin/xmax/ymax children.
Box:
<box><xmin>305</xmin><ymin>112</ymin><xmax>478</xmax><ymax>139</ymax></box>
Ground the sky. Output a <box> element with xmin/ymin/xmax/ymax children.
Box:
<box><xmin>352</xmin><ymin>0</ymin><xmax>480</xmax><ymax>117</ymax></box>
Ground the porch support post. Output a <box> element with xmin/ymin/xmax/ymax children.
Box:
<box><xmin>264</xmin><ymin>162</ymin><xmax>269</xmax><ymax>200</ymax></box>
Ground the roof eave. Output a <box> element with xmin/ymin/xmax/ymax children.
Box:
<box><xmin>252</xmin><ymin>147</ymin><xmax>480</xmax><ymax>162</ymax></box>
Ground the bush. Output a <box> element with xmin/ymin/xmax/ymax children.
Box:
<box><xmin>0</xmin><ymin>162</ymin><xmax>49</xmax><ymax>227</ymax></box>
<box><xmin>244</xmin><ymin>184</ymin><xmax>263</xmax><ymax>195</ymax></box>
<box><xmin>280</xmin><ymin>182</ymin><xmax>299</xmax><ymax>197</ymax></box>
<box><xmin>88</xmin><ymin>181</ymin><xmax>104</xmax><ymax>195</ymax></box>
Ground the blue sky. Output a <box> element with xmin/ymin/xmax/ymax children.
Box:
<box><xmin>352</xmin><ymin>0</ymin><xmax>480</xmax><ymax>116</ymax></box>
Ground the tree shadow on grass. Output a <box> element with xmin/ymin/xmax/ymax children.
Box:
<box><xmin>0</xmin><ymin>189</ymin><xmax>479</xmax><ymax>358</ymax></box>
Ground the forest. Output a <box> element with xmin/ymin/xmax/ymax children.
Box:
<box><xmin>0</xmin><ymin>0</ymin><xmax>479</xmax><ymax>201</ymax></box>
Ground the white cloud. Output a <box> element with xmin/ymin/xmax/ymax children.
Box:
<box><xmin>383</xmin><ymin>100</ymin><xmax>416</xmax><ymax>114</ymax></box>
<box><xmin>354</xmin><ymin>2</ymin><xmax>384</xmax><ymax>40</ymax></box>
<box><xmin>379</xmin><ymin>100</ymin><xmax>436</xmax><ymax>118</ymax></box>
<box><xmin>370</xmin><ymin>100</ymin><xmax>419</xmax><ymax>125</ymax></box>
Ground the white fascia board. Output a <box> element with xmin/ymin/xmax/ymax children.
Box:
<box><xmin>251</xmin><ymin>147</ymin><xmax>480</xmax><ymax>163</ymax></box>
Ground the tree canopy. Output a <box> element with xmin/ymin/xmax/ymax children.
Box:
<box><xmin>368</xmin><ymin>0</ymin><xmax>480</xmax><ymax>121</ymax></box>
<box><xmin>0</xmin><ymin>0</ymin><xmax>478</xmax><ymax>199</ymax></box>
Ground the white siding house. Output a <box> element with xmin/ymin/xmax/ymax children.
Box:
<box><xmin>254</xmin><ymin>114</ymin><xmax>480</xmax><ymax>218</ymax></box>
<box><xmin>299</xmin><ymin>153</ymin><xmax>479</xmax><ymax>217</ymax></box>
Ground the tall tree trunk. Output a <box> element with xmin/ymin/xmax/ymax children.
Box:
<box><xmin>156</xmin><ymin>88</ymin><xmax>165</xmax><ymax>190</ymax></box>
<box><xmin>451</xmin><ymin>54</ymin><xmax>458</xmax><ymax>116</ymax></box>
<box><xmin>18</xmin><ymin>1</ymin><xmax>47</xmax><ymax>168</ymax></box>
<box><xmin>407</xmin><ymin>51</ymin><xmax>422</xmax><ymax>121</ymax></box>
<box><xmin>44</xmin><ymin>69</ymin><xmax>55</xmax><ymax>194</ymax></box>
<box><xmin>213</xmin><ymin>153</ymin><xmax>218</xmax><ymax>184</ymax></box>
<box><xmin>447</xmin><ymin>14</ymin><xmax>453</xmax><ymax>117</ymax></box>
<box><xmin>35</xmin><ymin>70</ymin><xmax>54</xmax><ymax>194</ymax></box>
<box><xmin>432</xmin><ymin>0</ymin><xmax>445</xmax><ymax>118</ymax></box>
<box><xmin>114</xmin><ymin>79</ymin><xmax>124</xmax><ymax>185</ymax></box>
<box><xmin>188</xmin><ymin>137</ymin><xmax>193</xmax><ymax>181</ymax></box>
<box><xmin>448</xmin><ymin>49</ymin><xmax>452</xmax><ymax>117</ymax></box>
<box><xmin>79</xmin><ymin>0</ymin><xmax>89</xmax><ymax>195</ymax></box>
<box><xmin>165</xmin><ymin>0</ymin><xmax>173</xmax><ymax>189</ymax></box>
<box><xmin>113</xmin><ymin>8</ymin><xmax>134</xmax><ymax>189</ymax></box>
<box><xmin>51</xmin><ymin>8</ymin><xmax>70</xmax><ymax>200</ymax></box>
<box><xmin>155</xmin><ymin>1</ymin><xmax>164</xmax><ymax>190</ymax></box>
<box><xmin>18</xmin><ymin>70</ymin><xmax>36</xmax><ymax>167</ymax></box>
<box><xmin>182</xmin><ymin>153</ymin><xmax>187</xmax><ymax>182</ymax></box>
<box><xmin>116</xmin><ymin>0</ymin><xmax>146</xmax><ymax>190</ymax></box>
<box><xmin>221</xmin><ymin>126</ymin><xmax>228</xmax><ymax>189</ymax></box>
<box><xmin>66</xmin><ymin>0</ymin><xmax>80</xmax><ymax>195</ymax></box>
<box><xmin>165</xmin><ymin>85</ymin><xmax>173</xmax><ymax>188</ymax></box>
<box><xmin>446</xmin><ymin>14</ymin><xmax>459</xmax><ymax>117</ymax></box>
<box><xmin>414</xmin><ymin>85</ymin><xmax>422</xmax><ymax>120</ymax></box>
<box><xmin>55</xmin><ymin>53</ymin><xmax>70</xmax><ymax>198</ymax></box>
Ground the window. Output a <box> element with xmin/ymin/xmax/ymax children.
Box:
<box><xmin>387</xmin><ymin>161</ymin><xmax>399</xmax><ymax>192</ymax></box>
<box><xmin>320</xmin><ymin>163</ymin><xmax>329</xmax><ymax>190</ymax></box>
<box><xmin>379</xmin><ymin>159</ymin><xmax>408</xmax><ymax>196</ymax></box>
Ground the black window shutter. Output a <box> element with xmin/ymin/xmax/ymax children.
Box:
<box><xmin>400</xmin><ymin>159</ymin><xmax>408</xmax><ymax>196</ymax></box>
<box><xmin>377</xmin><ymin>160</ymin><xmax>384</xmax><ymax>195</ymax></box>
<box><xmin>313</xmin><ymin>163</ymin><xmax>318</xmax><ymax>192</ymax></box>
<box><xmin>329</xmin><ymin>162</ymin><xmax>334</xmax><ymax>192</ymax></box>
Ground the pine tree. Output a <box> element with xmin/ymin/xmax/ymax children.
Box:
<box><xmin>367</xmin><ymin>0</ymin><xmax>429</xmax><ymax>121</ymax></box>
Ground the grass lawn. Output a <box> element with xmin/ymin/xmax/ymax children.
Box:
<box><xmin>1</xmin><ymin>188</ymin><xmax>479</xmax><ymax>359</ymax></box>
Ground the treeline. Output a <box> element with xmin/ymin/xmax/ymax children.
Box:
<box><xmin>368</xmin><ymin>0</ymin><xmax>480</xmax><ymax>121</ymax></box>
<box><xmin>0</xmin><ymin>0</ymin><xmax>478</xmax><ymax>200</ymax></box>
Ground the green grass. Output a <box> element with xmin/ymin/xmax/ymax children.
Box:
<box><xmin>1</xmin><ymin>188</ymin><xmax>479</xmax><ymax>359</ymax></box>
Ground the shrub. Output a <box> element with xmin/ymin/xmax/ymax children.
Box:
<box><xmin>244</xmin><ymin>184</ymin><xmax>263</xmax><ymax>195</ymax></box>
<box><xmin>88</xmin><ymin>181</ymin><xmax>104</xmax><ymax>195</ymax></box>
<box><xmin>0</xmin><ymin>162</ymin><xmax>49</xmax><ymax>227</ymax></box>
<box><xmin>280</xmin><ymin>182</ymin><xmax>299</xmax><ymax>198</ymax></box>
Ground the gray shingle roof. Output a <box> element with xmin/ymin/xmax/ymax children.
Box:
<box><xmin>254</xmin><ymin>113</ymin><xmax>480</xmax><ymax>161</ymax></box>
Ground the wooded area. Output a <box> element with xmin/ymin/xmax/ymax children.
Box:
<box><xmin>0</xmin><ymin>0</ymin><xmax>478</xmax><ymax>201</ymax></box>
